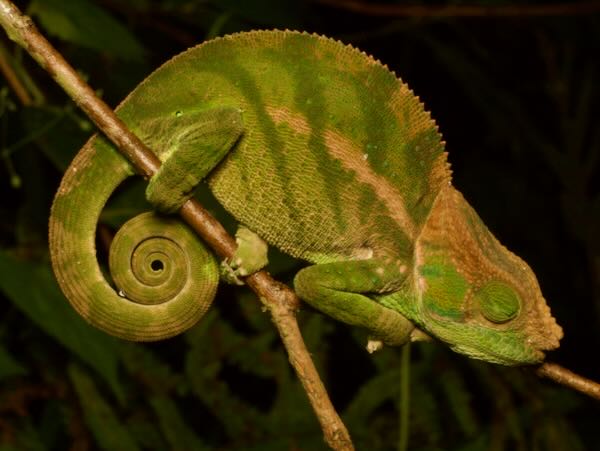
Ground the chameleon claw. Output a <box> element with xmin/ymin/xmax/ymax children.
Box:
<box><xmin>410</xmin><ymin>328</ymin><xmax>432</xmax><ymax>342</ymax></box>
<box><xmin>366</xmin><ymin>339</ymin><xmax>384</xmax><ymax>353</ymax></box>
<box><xmin>220</xmin><ymin>226</ymin><xmax>268</xmax><ymax>285</ymax></box>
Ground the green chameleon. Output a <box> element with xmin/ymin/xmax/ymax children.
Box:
<box><xmin>49</xmin><ymin>30</ymin><xmax>562</xmax><ymax>365</ymax></box>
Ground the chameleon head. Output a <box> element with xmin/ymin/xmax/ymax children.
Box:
<box><xmin>414</xmin><ymin>186</ymin><xmax>563</xmax><ymax>365</ymax></box>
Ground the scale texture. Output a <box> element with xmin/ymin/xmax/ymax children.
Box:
<box><xmin>49</xmin><ymin>30</ymin><xmax>562</xmax><ymax>363</ymax></box>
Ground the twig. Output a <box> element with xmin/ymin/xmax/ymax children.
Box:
<box><xmin>0</xmin><ymin>1</ymin><xmax>353</xmax><ymax>449</ymax></box>
<box><xmin>537</xmin><ymin>362</ymin><xmax>600</xmax><ymax>401</ymax></box>
<box><xmin>0</xmin><ymin>39</ymin><xmax>31</xmax><ymax>105</ymax></box>
<box><xmin>315</xmin><ymin>0</ymin><xmax>600</xmax><ymax>17</ymax></box>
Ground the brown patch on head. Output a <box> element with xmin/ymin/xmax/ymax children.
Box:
<box><xmin>323</xmin><ymin>129</ymin><xmax>417</xmax><ymax>240</ymax></box>
<box><xmin>418</xmin><ymin>185</ymin><xmax>562</xmax><ymax>353</ymax></box>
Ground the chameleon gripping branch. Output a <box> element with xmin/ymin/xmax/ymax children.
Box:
<box><xmin>1</xmin><ymin>0</ymin><xmax>599</xmax><ymax>442</ymax></box>
<box><xmin>0</xmin><ymin>1</ymin><xmax>353</xmax><ymax>450</ymax></box>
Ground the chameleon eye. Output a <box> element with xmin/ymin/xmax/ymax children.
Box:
<box><xmin>475</xmin><ymin>281</ymin><xmax>521</xmax><ymax>324</ymax></box>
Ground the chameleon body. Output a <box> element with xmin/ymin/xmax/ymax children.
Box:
<box><xmin>49</xmin><ymin>30</ymin><xmax>562</xmax><ymax>365</ymax></box>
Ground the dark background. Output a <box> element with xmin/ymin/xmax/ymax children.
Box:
<box><xmin>0</xmin><ymin>0</ymin><xmax>598</xmax><ymax>449</ymax></box>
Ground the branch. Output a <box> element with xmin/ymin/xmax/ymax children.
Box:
<box><xmin>315</xmin><ymin>0</ymin><xmax>600</xmax><ymax>17</ymax></box>
<box><xmin>537</xmin><ymin>362</ymin><xmax>600</xmax><ymax>401</ymax></box>
<box><xmin>0</xmin><ymin>39</ymin><xmax>31</xmax><ymax>105</ymax></box>
<box><xmin>0</xmin><ymin>1</ymin><xmax>353</xmax><ymax>449</ymax></box>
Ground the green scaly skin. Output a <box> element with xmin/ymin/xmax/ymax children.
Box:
<box><xmin>49</xmin><ymin>30</ymin><xmax>562</xmax><ymax>364</ymax></box>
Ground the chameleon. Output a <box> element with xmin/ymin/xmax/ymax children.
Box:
<box><xmin>49</xmin><ymin>30</ymin><xmax>563</xmax><ymax>365</ymax></box>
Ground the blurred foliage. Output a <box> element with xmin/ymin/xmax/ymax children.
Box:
<box><xmin>0</xmin><ymin>0</ymin><xmax>598</xmax><ymax>449</ymax></box>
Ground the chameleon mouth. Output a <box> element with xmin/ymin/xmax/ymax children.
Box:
<box><xmin>449</xmin><ymin>339</ymin><xmax>544</xmax><ymax>365</ymax></box>
<box><xmin>530</xmin><ymin>301</ymin><xmax>563</xmax><ymax>352</ymax></box>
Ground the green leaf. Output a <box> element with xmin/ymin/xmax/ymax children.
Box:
<box><xmin>0</xmin><ymin>418</ymin><xmax>47</xmax><ymax>451</ymax></box>
<box><xmin>185</xmin><ymin>310</ymin><xmax>266</xmax><ymax>438</ymax></box>
<box><xmin>100</xmin><ymin>178</ymin><xmax>151</xmax><ymax>228</ymax></box>
<box><xmin>0</xmin><ymin>345</ymin><xmax>27</xmax><ymax>380</ymax></box>
<box><xmin>19</xmin><ymin>106</ymin><xmax>90</xmax><ymax>173</ymax></box>
<box><xmin>29</xmin><ymin>0</ymin><xmax>145</xmax><ymax>61</ymax></box>
<box><xmin>149</xmin><ymin>395</ymin><xmax>210</xmax><ymax>450</ymax></box>
<box><xmin>439</xmin><ymin>367</ymin><xmax>479</xmax><ymax>438</ymax></box>
<box><xmin>68</xmin><ymin>364</ymin><xmax>140</xmax><ymax>451</ymax></box>
<box><xmin>0</xmin><ymin>251</ymin><xmax>124</xmax><ymax>402</ymax></box>
<box><xmin>344</xmin><ymin>368</ymin><xmax>401</xmax><ymax>426</ymax></box>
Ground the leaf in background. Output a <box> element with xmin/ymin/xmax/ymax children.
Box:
<box><xmin>0</xmin><ymin>418</ymin><xmax>47</xmax><ymax>451</ymax></box>
<box><xmin>125</xmin><ymin>412</ymin><xmax>168</xmax><ymax>450</ymax></box>
<box><xmin>68</xmin><ymin>364</ymin><xmax>140</xmax><ymax>451</ymax></box>
<box><xmin>185</xmin><ymin>310</ymin><xmax>267</xmax><ymax>439</ymax></box>
<box><xmin>409</xmin><ymin>373</ymin><xmax>443</xmax><ymax>447</ymax></box>
<box><xmin>100</xmin><ymin>179</ymin><xmax>151</xmax><ymax>228</ymax></box>
<box><xmin>37</xmin><ymin>400</ymin><xmax>69</xmax><ymax>450</ymax></box>
<box><xmin>343</xmin><ymin>367</ymin><xmax>400</xmax><ymax>429</ymax></box>
<box><xmin>149</xmin><ymin>395</ymin><xmax>210</xmax><ymax>450</ymax></box>
<box><xmin>28</xmin><ymin>0</ymin><xmax>146</xmax><ymax>61</ymax></box>
<box><xmin>119</xmin><ymin>344</ymin><xmax>210</xmax><ymax>448</ymax></box>
<box><xmin>439</xmin><ymin>367</ymin><xmax>479</xmax><ymax>438</ymax></box>
<box><xmin>0</xmin><ymin>251</ymin><xmax>124</xmax><ymax>402</ymax></box>
<box><xmin>19</xmin><ymin>106</ymin><xmax>91</xmax><ymax>173</ymax></box>
<box><xmin>13</xmin><ymin>147</ymin><xmax>56</xmax><ymax>248</ymax></box>
<box><xmin>0</xmin><ymin>345</ymin><xmax>27</xmax><ymax>380</ymax></box>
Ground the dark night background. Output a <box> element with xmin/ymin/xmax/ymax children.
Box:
<box><xmin>0</xmin><ymin>0</ymin><xmax>598</xmax><ymax>449</ymax></box>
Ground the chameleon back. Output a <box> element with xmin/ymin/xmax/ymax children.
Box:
<box><xmin>119</xmin><ymin>30</ymin><xmax>450</xmax><ymax>264</ymax></box>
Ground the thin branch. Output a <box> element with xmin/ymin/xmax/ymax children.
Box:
<box><xmin>0</xmin><ymin>39</ymin><xmax>31</xmax><ymax>105</ymax></box>
<box><xmin>537</xmin><ymin>362</ymin><xmax>600</xmax><ymax>401</ymax></box>
<box><xmin>0</xmin><ymin>1</ymin><xmax>353</xmax><ymax>449</ymax></box>
<box><xmin>315</xmin><ymin>0</ymin><xmax>600</xmax><ymax>17</ymax></box>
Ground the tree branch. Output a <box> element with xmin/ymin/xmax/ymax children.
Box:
<box><xmin>537</xmin><ymin>362</ymin><xmax>600</xmax><ymax>401</ymax></box>
<box><xmin>0</xmin><ymin>1</ymin><xmax>353</xmax><ymax>449</ymax></box>
<box><xmin>315</xmin><ymin>0</ymin><xmax>600</xmax><ymax>18</ymax></box>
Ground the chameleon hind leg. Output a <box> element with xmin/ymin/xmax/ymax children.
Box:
<box><xmin>294</xmin><ymin>259</ymin><xmax>414</xmax><ymax>348</ymax></box>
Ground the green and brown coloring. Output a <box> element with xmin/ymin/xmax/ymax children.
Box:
<box><xmin>49</xmin><ymin>30</ymin><xmax>562</xmax><ymax>365</ymax></box>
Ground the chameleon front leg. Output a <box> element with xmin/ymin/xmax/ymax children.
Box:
<box><xmin>294</xmin><ymin>259</ymin><xmax>414</xmax><ymax>348</ymax></box>
<box><xmin>145</xmin><ymin>106</ymin><xmax>244</xmax><ymax>213</ymax></box>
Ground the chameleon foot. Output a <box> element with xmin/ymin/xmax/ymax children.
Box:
<box><xmin>366</xmin><ymin>339</ymin><xmax>384</xmax><ymax>354</ymax></box>
<box><xmin>220</xmin><ymin>226</ymin><xmax>268</xmax><ymax>285</ymax></box>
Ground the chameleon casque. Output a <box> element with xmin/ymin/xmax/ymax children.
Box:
<box><xmin>49</xmin><ymin>30</ymin><xmax>563</xmax><ymax>365</ymax></box>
